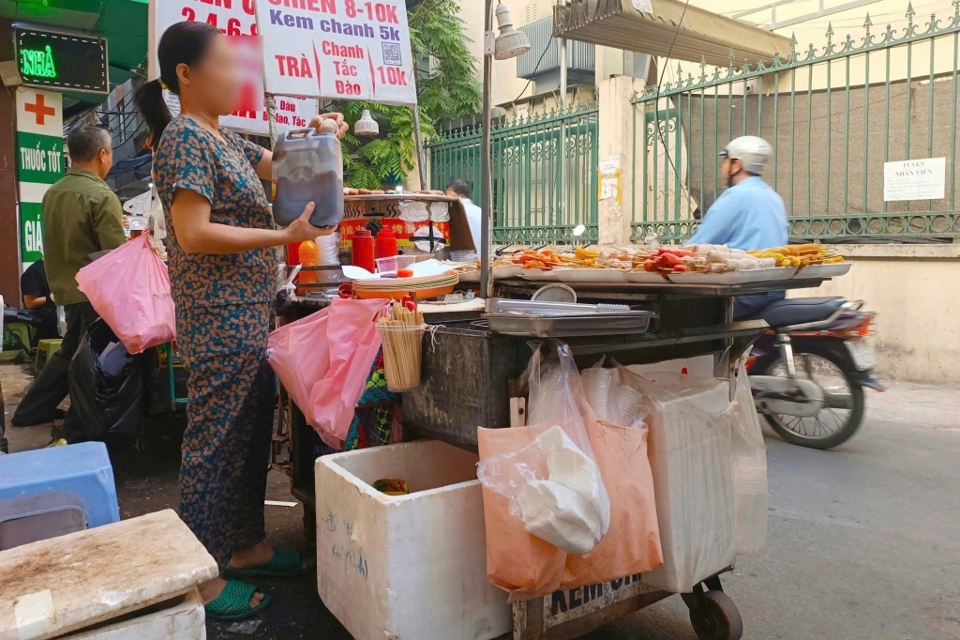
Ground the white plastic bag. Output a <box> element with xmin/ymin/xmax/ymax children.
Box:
<box><xmin>619</xmin><ymin>368</ymin><xmax>736</xmax><ymax>594</ymax></box>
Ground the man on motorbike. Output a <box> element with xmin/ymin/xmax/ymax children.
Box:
<box><xmin>687</xmin><ymin>136</ymin><xmax>788</xmax><ymax>318</ymax></box>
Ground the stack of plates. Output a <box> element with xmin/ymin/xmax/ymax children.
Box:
<box><xmin>352</xmin><ymin>271</ymin><xmax>460</xmax><ymax>300</ymax></box>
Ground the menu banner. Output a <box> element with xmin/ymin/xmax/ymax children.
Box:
<box><xmin>254</xmin><ymin>0</ymin><xmax>418</xmax><ymax>106</ymax></box>
<box><xmin>149</xmin><ymin>0</ymin><xmax>319</xmax><ymax>136</ymax></box>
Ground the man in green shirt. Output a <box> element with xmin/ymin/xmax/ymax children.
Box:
<box><xmin>12</xmin><ymin>126</ymin><xmax>125</xmax><ymax>436</ymax></box>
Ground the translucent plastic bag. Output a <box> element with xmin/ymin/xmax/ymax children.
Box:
<box><xmin>478</xmin><ymin>342</ymin><xmax>661</xmax><ymax>601</ymax></box>
<box><xmin>479</xmin><ymin>343</ymin><xmax>609</xmax><ymax>555</ymax></box>
<box><xmin>266</xmin><ymin>298</ymin><xmax>385</xmax><ymax>449</ymax></box>
<box><xmin>75</xmin><ymin>233</ymin><xmax>176</xmax><ymax>354</ymax></box>
<box><xmin>582</xmin><ymin>358</ymin><xmax>646</xmax><ymax>428</ymax></box>
<box><xmin>727</xmin><ymin>363</ymin><xmax>768</xmax><ymax>555</ymax></box>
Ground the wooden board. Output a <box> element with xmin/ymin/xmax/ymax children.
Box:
<box><xmin>0</xmin><ymin>510</ymin><xmax>217</xmax><ymax>640</ymax></box>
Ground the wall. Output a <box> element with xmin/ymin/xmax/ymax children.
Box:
<box><xmin>789</xmin><ymin>245</ymin><xmax>960</xmax><ymax>384</ymax></box>
<box><xmin>0</xmin><ymin>19</ymin><xmax>20</xmax><ymax>305</ymax></box>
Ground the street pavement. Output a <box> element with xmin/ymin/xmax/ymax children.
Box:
<box><xmin>2</xmin><ymin>363</ymin><xmax>959</xmax><ymax>639</ymax></box>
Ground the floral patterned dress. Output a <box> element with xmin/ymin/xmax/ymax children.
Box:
<box><xmin>154</xmin><ymin>116</ymin><xmax>277</xmax><ymax>566</ymax></box>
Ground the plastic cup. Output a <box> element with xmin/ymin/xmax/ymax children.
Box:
<box><xmin>376</xmin><ymin>255</ymin><xmax>416</xmax><ymax>275</ymax></box>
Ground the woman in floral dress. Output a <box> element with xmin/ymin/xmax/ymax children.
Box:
<box><xmin>136</xmin><ymin>21</ymin><xmax>347</xmax><ymax>621</ymax></box>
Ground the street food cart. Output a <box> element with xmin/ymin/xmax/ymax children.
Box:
<box><xmin>284</xmin><ymin>253</ymin><xmax>834</xmax><ymax>639</ymax></box>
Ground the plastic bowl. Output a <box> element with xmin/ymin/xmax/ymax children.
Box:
<box><xmin>376</xmin><ymin>255</ymin><xmax>417</xmax><ymax>274</ymax></box>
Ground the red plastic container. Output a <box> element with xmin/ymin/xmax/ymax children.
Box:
<box><xmin>287</xmin><ymin>242</ymin><xmax>303</xmax><ymax>266</ymax></box>
<box><xmin>376</xmin><ymin>228</ymin><xmax>398</xmax><ymax>259</ymax></box>
<box><xmin>352</xmin><ymin>228</ymin><xmax>376</xmax><ymax>273</ymax></box>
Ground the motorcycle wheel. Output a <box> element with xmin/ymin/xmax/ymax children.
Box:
<box><xmin>754</xmin><ymin>343</ymin><xmax>865</xmax><ymax>450</ymax></box>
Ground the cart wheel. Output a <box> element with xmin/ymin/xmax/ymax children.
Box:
<box><xmin>689</xmin><ymin>590</ymin><xmax>743</xmax><ymax>640</ymax></box>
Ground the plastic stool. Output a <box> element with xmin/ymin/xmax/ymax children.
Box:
<box><xmin>34</xmin><ymin>338</ymin><xmax>62</xmax><ymax>372</ymax></box>
<box><xmin>1</xmin><ymin>321</ymin><xmax>31</xmax><ymax>362</ymax></box>
<box><xmin>0</xmin><ymin>442</ymin><xmax>120</xmax><ymax>551</ymax></box>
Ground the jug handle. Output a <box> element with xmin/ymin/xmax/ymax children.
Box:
<box><xmin>285</xmin><ymin>128</ymin><xmax>316</xmax><ymax>140</ymax></box>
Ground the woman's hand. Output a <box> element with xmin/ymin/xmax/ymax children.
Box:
<box><xmin>309</xmin><ymin>113</ymin><xmax>349</xmax><ymax>140</ymax></box>
<box><xmin>283</xmin><ymin>202</ymin><xmax>336</xmax><ymax>243</ymax></box>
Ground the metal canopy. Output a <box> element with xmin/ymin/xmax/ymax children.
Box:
<box><xmin>553</xmin><ymin>0</ymin><xmax>793</xmax><ymax>68</ymax></box>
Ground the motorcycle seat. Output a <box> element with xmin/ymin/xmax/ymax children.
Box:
<box><xmin>747</xmin><ymin>297</ymin><xmax>847</xmax><ymax>329</ymax></box>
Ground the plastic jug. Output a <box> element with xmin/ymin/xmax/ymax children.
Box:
<box><xmin>273</xmin><ymin>128</ymin><xmax>344</xmax><ymax>228</ymax></box>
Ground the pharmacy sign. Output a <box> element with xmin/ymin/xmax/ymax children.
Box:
<box><xmin>16</xmin><ymin>88</ymin><xmax>64</xmax><ymax>270</ymax></box>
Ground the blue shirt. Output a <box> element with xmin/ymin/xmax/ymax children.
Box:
<box><xmin>687</xmin><ymin>176</ymin><xmax>788</xmax><ymax>251</ymax></box>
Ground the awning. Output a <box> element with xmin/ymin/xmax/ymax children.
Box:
<box><xmin>553</xmin><ymin>0</ymin><xmax>792</xmax><ymax>68</ymax></box>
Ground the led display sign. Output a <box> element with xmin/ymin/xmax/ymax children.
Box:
<box><xmin>16</xmin><ymin>28</ymin><xmax>109</xmax><ymax>94</ymax></box>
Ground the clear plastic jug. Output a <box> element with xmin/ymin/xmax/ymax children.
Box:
<box><xmin>273</xmin><ymin>128</ymin><xmax>344</xmax><ymax>228</ymax></box>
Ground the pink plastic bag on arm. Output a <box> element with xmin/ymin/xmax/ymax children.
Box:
<box><xmin>75</xmin><ymin>233</ymin><xmax>176</xmax><ymax>354</ymax></box>
<box><xmin>267</xmin><ymin>298</ymin><xmax>386</xmax><ymax>449</ymax></box>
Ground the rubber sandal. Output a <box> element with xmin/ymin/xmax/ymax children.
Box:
<box><xmin>204</xmin><ymin>580</ymin><xmax>272</xmax><ymax>622</ymax></box>
<box><xmin>221</xmin><ymin>549</ymin><xmax>316</xmax><ymax>579</ymax></box>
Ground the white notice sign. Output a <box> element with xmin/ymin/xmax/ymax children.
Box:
<box><xmin>883</xmin><ymin>158</ymin><xmax>946</xmax><ymax>202</ymax></box>
<box><xmin>632</xmin><ymin>0</ymin><xmax>654</xmax><ymax>13</ymax></box>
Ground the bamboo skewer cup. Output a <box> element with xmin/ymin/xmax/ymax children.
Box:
<box><xmin>376</xmin><ymin>302</ymin><xmax>427</xmax><ymax>392</ymax></box>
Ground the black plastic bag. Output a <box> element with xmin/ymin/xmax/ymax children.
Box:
<box><xmin>68</xmin><ymin>319</ymin><xmax>146</xmax><ymax>441</ymax></box>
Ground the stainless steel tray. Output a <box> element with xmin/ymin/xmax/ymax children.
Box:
<box><xmin>482</xmin><ymin>311</ymin><xmax>654</xmax><ymax>337</ymax></box>
<box><xmin>485</xmin><ymin>298</ymin><xmax>631</xmax><ymax>316</ymax></box>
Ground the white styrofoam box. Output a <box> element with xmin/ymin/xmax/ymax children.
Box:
<box><xmin>315</xmin><ymin>440</ymin><xmax>510</xmax><ymax>640</ymax></box>
<box><xmin>67</xmin><ymin>589</ymin><xmax>204</xmax><ymax>640</ymax></box>
<box><xmin>641</xmin><ymin>375</ymin><xmax>736</xmax><ymax>594</ymax></box>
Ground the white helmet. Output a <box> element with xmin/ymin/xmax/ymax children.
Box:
<box><xmin>720</xmin><ymin>136</ymin><xmax>772</xmax><ymax>176</ymax></box>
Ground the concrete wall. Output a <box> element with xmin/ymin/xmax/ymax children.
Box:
<box><xmin>789</xmin><ymin>245</ymin><xmax>960</xmax><ymax>384</ymax></box>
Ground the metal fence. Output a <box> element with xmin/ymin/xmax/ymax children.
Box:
<box><xmin>426</xmin><ymin>103</ymin><xmax>600</xmax><ymax>245</ymax></box>
<box><xmin>632</xmin><ymin>3</ymin><xmax>960</xmax><ymax>243</ymax></box>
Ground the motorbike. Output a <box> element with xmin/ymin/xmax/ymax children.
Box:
<box><xmin>746</xmin><ymin>297</ymin><xmax>882</xmax><ymax>450</ymax></box>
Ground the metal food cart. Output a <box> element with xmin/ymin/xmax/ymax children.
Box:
<box><xmin>287</xmin><ymin>275</ymin><xmax>830</xmax><ymax>640</ymax></box>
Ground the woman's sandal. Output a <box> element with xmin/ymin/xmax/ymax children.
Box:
<box><xmin>204</xmin><ymin>580</ymin><xmax>272</xmax><ymax>622</ymax></box>
<box><xmin>221</xmin><ymin>549</ymin><xmax>316</xmax><ymax>579</ymax></box>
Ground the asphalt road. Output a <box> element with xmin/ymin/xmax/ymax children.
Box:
<box><xmin>2</xmin><ymin>364</ymin><xmax>958</xmax><ymax>639</ymax></box>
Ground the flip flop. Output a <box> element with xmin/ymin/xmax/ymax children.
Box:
<box><xmin>221</xmin><ymin>549</ymin><xmax>315</xmax><ymax>579</ymax></box>
<box><xmin>204</xmin><ymin>580</ymin><xmax>272</xmax><ymax>622</ymax></box>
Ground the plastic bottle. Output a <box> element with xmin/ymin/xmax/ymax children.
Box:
<box><xmin>352</xmin><ymin>228</ymin><xmax>376</xmax><ymax>273</ymax></box>
<box><xmin>287</xmin><ymin>242</ymin><xmax>303</xmax><ymax>266</ymax></box>
<box><xmin>272</xmin><ymin>127</ymin><xmax>345</xmax><ymax>228</ymax></box>
<box><xmin>297</xmin><ymin>240</ymin><xmax>319</xmax><ymax>294</ymax></box>
<box><xmin>376</xmin><ymin>228</ymin><xmax>398</xmax><ymax>259</ymax></box>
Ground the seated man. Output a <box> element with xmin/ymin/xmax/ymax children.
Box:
<box><xmin>21</xmin><ymin>259</ymin><xmax>60</xmax><ymax>343</ymax></box>
<box><xmin>687</xmin><ymin>136</ymin><xmax>788</xmax><ymax>318</ymax></box>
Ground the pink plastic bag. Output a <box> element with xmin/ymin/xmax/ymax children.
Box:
<box><xmin>267</xmin><ymin>298</ymin><xmax>385</xmax><ymax>449</ymax></box>
<box><xmin>75</xmin><ymin>233</ymin><xmax>176</xmax><ymax>354</ymax></box>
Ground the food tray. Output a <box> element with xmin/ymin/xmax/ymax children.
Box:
<box><xmin>485</xmin><ymin>298</ymin><xmax>631</xmax><ymax>316</ymax></box>
<box><xmin>557</xmin><ymin>268</ymin><xmax>629</xmax><ymax>284</ymax></box>
<box><xmin>483</xmin><ymin>311</ymin><xmax>654</xmax><ymax>337</ymax></box>
<box><xmin>667</xmin><ymin>267</ymin><xmax>797</xmax><ymax>285</ymax></box>
<box><xmin>519</xmin><ymin>267</ymin><xmax>569</xmax><ymax>281</ymax></box>
<box><xmin>457</xmin><ymin>265</ymin><xmax>522</xmax><ymax>283</ymax></box>
<box><xmin>626</xmin><ymin>271</ymin><xmax>672</xmax><ymax>284</ymax></box>
<box><xmin>794</xmin><ymin>263</ymin><xmax>852</xmax><ymax>279</ymax></box>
